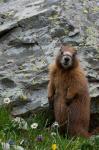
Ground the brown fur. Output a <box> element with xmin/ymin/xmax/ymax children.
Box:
<box><xmin>48</xmin><ymin>45</ymin><xmax>91</xmax><ymax>138</ymax></box>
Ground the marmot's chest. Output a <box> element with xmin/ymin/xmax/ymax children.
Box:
<box><xmin>54</xmin><ymin>72</ymin><xmax>73</xmax><ymax>94</ymax></box>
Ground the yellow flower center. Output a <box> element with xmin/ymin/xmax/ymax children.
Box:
<box><xmin>52</xmin><ymin>144</ymin><xmax>57</xmax><ymax>150</ymax></box>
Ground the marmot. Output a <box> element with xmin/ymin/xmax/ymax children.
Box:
<box><xmin>48</xmin><ymin>45</ymin><xmax>91</xmax><ymax>138</ymax></box>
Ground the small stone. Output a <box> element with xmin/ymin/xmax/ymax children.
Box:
<box><xmin>7</xmin><ymin>59</ymin><xmax>14</xmax><ymax>64</ymax></box>
<box><xmin>68</xmin><ymin>28</ymin><xmax>79</xmax><ymax>37</ymax></box>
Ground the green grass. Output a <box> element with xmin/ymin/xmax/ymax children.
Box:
<box><xmin>0</xmin><ymin>106</ymin><xmax>99</xmax><ymax>150</ymax></box>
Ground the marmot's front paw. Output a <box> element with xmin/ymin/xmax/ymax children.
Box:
<box><xmin>66</xmin><ymin>88</ymin><xmax>75</xmax><ymax>100</ymax></box>
<box><xmin>65</xmin><ymin>99</ymin><xmax>73</xmax><ymax>106</ymax></box>
<box><xmin>48</xmin><ymin>96</ymin><xmax>54</xmax><ymax>110</ymax></box>
<box><xmin>66</xmin><ymin>91</ymin><xmax>77</xmax><ymax>106</ymax></box>
<box><xmin>66</xmin><ymin>94</ymin><xmax>74</xmax><ymax>100</ymax></box>
<box><xmin>49</xmin><ymin>101</ymin><xmax>54</xmax><ymax>110</ymax></box>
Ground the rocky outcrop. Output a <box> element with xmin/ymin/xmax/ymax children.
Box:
<box><xmin>0</xmin><ymin>0</ymin><xmax>99</xmax><ymax>127</ymax></box>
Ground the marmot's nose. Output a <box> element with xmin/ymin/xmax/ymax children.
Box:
<box><xmin>64</xmin><ymin>57</ymin><xmax>70</xmax><ymax>63</ymax></box>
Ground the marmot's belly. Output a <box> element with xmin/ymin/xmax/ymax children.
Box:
<box><xmin>54</xmin><ymin>97</ymin><xmax>68</xmax><ymax>125</ymax></box>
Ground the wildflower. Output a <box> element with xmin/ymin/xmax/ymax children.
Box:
<box><xmin>51</xmin><ymin>121</ymin><xmax>59</xmax><ymax>128</ymax></box>
<box><xmin>13</xmin><ymin>117</ymin><xmax>22</xmax><ymax>123</ymax></box>
<box><xmin>90</xmin><ymin>135</ymin><xmax>99</xmax><ymax>142</ymax></box>
<box><xmin>12</xmin><ymin>117</ymin><xmax>28</xmax><ymax>130</ymax></box>
<box><xmin>35</xmin><ymin>135</ymin><xmax>43</xmax><ymax>142</ymax></box>
<box><xmin>52</xmin><ymin>144</ymin><xmax>57</xmax><ymax>150</ymax></box>
<box><xmin>51</xmin><ymin>132</ymin><xmax>56</xmax><ymax>136</ymax></box>
<box><xmin>13</xmin><ymin>145</ymin><xmax>24</xmax><ymax>150</ymax></box>
<box><xmin>31</xmin><ymin>123</ymin><xmax>38</xmax><ymax>129</ymax></box>
<box><xmin>1</xmin><ymin>142</ymin><xmax>10</xmax><ymax>150</ymax></box>
<box><xmin>19</xmin><ymin>95</ymin><xmax>27</xmax><ymax>101</ymax></box>
<box><xmin>8</xmin><ymin>139</ymin><xmax>15</xmax><ymax>145</ymax></box>
<box><xmin>3</xmin><ymin>97</ymin><xmax>11</xmax><ymax>104</ymax></box>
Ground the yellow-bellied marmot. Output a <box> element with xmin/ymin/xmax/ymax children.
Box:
<box><xmin>48</xmin><ymin>45</ymin><xmax>91</xmax><ymax>138</ymax></box>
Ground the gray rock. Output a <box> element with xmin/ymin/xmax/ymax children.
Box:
<box><xmin>45</xmin><ymin>0</ymin><xmax>60</xmax><ymax>5</ymax></box>
<box><xmin>0</xmin><ymin>21</ymin><xmax>17</xmax><ymax>37</ymax></box>
<box><xmin>11</xmin><ymin>101</ymin><xmax>42</xmax><ymax>116</ymax></box>
<box><xmin>68</xmin><ymin>28</ymin><xmax>80</xmax><ymax>37</ymax></box>
<box><xmin>95</xmin><ymin>19</ymin><xmax>99</xmax><ymax>27</ymax></box>
<box><xmin>50</xmin><ymin>27</ymin><xmax>66</xmax><ymax>38</ymax></box>
<box><xmin>78</xmin><ymin>47</ymin><xmax>99</xmax><ymax>115</ymax></box>
<box><xmin>0</xmin><ymin>0</ymin><xmax>99</xmax><ymax>128</ymax></box>
<box><xmin>61</xmin><ymin>35</ymin><xmax>84</xmax><ymax>46</ymax></box>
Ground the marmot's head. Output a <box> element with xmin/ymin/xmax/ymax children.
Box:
<box><xmin>56</xmin><ymin>45</ymin><xmax>78</xmax><ymax>70</ymax></box>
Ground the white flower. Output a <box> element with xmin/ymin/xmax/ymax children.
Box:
<box><xmin>51</xmin><ymin>121</ymin><xmax>59</xmax><ymax>128</ymax></box>
<box><xmin>90</xmin><ymin>135</ymin><xmax>99</xmax><ymax>142</ymax></box>
<box><xmin>1</xmin><ymin>142</ymin><xmax>25</xmax><ymax>150</ymax></box>
<box><xmin>13</xmin><ymin>145</ymin><xmax>24</xmax><ymax>150</ymax></box>
<box><xmin>4</xmin><ymin>97</ymin><xmax>11</xmax><ymax>104</ymax></box>
<box><xmin>31</xmin><ymin>123</ymin><xmax>38</xmax><ymax>129</ymax></box>
<box><xmin>51</xmin><ymin>132</ymin><xmax>56</xmax><ymax>136</ymax></box>
<box><xmin>12</xmin><ymin>117</ymin><xmax>28</xmax><ymax>130</ymax></box>
<box><xmin>1</xmin><ymin>142</ymin><xmax>10</xmax><ymax>150</ymax></box>
<box><xmin>13</xmin><ymin>117</ymin><xmax>22</xmax><ymax>124</ymax></box>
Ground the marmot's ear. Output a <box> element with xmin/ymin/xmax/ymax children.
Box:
<box><xmin>75</xmin><ymin>50</ymin><xmax>77</xmax><ymax>55</ymax></box>
<box><xmin>73</xmin><ymin>49</ymin><xmax>77</xmax><ymax>56</ymax></box>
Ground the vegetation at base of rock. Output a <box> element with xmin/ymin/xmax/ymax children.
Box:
<box><xmin>0</xmin><ymin>0</ymin><xmax>99</xmax><ymax>121</ymax></box>
<box><xmin>0</xmin><ymin>0</ymin><xmax>3</xmax><ymax>3</ymax></box>
<box><xmin>0</xmin><ymin>107</ymin><xmax>99</xmax><ymax>150</ymax></box>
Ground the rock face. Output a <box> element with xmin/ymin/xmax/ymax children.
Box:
<box><xmin>0</xmin><ymin>0</ymin><xmax>99</xmax><ymax>126</ymax></box>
